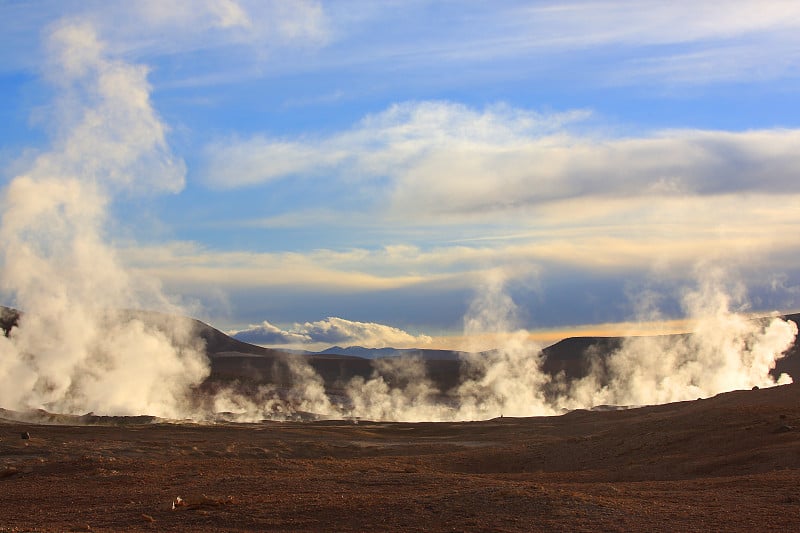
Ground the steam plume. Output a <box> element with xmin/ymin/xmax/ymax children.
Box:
<box><xmin>284</xmin><ymin>269</ymin><xmax>796</xmax><ymax>422</ymax></box>
<box><xmin>0</xmin><ymin>21</ymin><xmax>207</xmax><ymax>418</ymax></box>
<box><xmin>561</xmin><ymin>267</ymin><xmax>795</xmax><ymax>409</ymax></box>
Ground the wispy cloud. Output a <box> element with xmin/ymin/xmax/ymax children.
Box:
<box><xmin>317</xmin><ymin>0</ymin><xmax>800</xmax><ymax>86</ymax></box>
<box><xmin>121</xmin><ymin>242</ymin><xmax>440</xmax><ymax>293</ymax></box>
<box><xmin>6</xmin><ymin>1</ymin><xmax>799</xmax><ymax>88</ymax></box>
<box><xmin>510</xmin><ymin>1</ymin><xmax>800</xmax><ymax>47</ymax></box>
<box><xmin>120</xmin><ymin>201</ymin><xmax>800</xmax><ymax>303</ymax></box>
<box><xmin>0</xmin><ymin>1</ymin><xmax>330</xmax><ymax>80</ymax></box>
<box><xmin>202</xmin><ymin>101</ymin><xmax>591</xmax><ymax>189</ymax></box>
<box><xmin>228</xmin><ymin>320</ymin><xmax>309</xmax><ymax>345</ymax></box>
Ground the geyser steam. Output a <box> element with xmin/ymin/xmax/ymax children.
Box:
<box><xmin>0</xmin><ymin>21</ymin><xmax>208</xmax><ymax>417</ymax></box>
<box><xmin>214</xmin><ymin>269</ymin><xmax>796</xmax><ymax>424</ymax></box>
<box><xmin>561</xmin><ymin>268</ymin><xmax>795</xmax><ymax>410</ymax></box>
<box><xmin>272</xmin><ymin>269</ymin><xmax>796</xmax><ymax>422</ymax></box>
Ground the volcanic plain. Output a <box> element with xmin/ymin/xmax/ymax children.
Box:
<box><xmin>3</xmin><ymin>382</ymin><xmax>800</xmax><ymax>532</ymax></box>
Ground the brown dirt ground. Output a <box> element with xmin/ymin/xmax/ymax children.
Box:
<box><xmin>3</xmin><ymin>384</ymin><xmax>800</xmax><ymax>532</ymax></box>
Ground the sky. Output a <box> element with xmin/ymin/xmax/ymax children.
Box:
<box><xmin>1</xmin><ymin>0</ymin><xmax>800</xmax><ymax>350</ymax></box>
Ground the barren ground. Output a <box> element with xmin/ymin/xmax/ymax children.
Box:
<box><xmin>3</xmin><ymin>384</ymin><xmax>800</xmax><ymax>532</ymax></box>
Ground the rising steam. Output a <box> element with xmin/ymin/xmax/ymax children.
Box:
<box><xmin>219</xmin><ymin>268</ymin><xmax>796</xmax><ymax>423</ymax></box>
<box><xmin>348</xmin><ymin>269</ymin><xmax>792</xmax><ymax>421</ymax></box>
<box><xmin>0</xmin><ymin>21</ymin><xmax>208</xmax><ymax>418</ymax></box>
<box><xmin>562</xmin><ymin>268</ymin><xmax>795</xmax><ymax>410</ymax></box>
<box><xmin>334</xmin><ymin>270</ymin><xmax>794</xmax><ymax>421</ymax></box>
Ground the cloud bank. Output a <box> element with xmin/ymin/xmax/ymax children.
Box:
<box><xmin>204</xmin><ymin>101</ymin><xmax>800</xmax><ymax>209</ymax></box>
<box><xmin>189</xmin><ymin>101</ymin><xmax>800</xmax><ymax>304</ymax></box>
<box><xmin>230</xmin><ymin>317</ymin><xmax>433</xmax><ymax>349</ymax></box>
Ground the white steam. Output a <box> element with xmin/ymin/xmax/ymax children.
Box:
<box><xmin>562</xmin><ymin>268</ymin><xmax>795</xmax><ymax>409</ymax></box>
<box><xmin>343</xmin><ymin>356</ymin><xmax>445</xmax><ymax>421</ymax></box>
<box><xmin>0</xmin><ymin>21</ymin><xmax>207</xmax><ymax>418</ymax></box>
<box><xmin>254</xmin><ymin>268</ymin><xmax>795</xmax><ymax>423</ymax></box>
<box><xmin>451</xmin><ymin>273</ymin><xmax>554</xmax><ymax>418</ymax></box>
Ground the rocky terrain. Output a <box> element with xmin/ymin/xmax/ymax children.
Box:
<box><xmin>2</xmin><ymin>384</ymin><xmax>800</xmax><ymax>531</ymax></box>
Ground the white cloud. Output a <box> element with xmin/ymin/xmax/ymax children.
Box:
<box><xmin>202</xmin><ymin>101</ymin><xmax>590</xmax><ymax>189</ymax></box>
<box><xmin>297</xmin><ymin>317</ymin><xmax>432</xmax><ymax>348</ymax></box>
<box><xmin>205</xmin><ymin>0</ymin><xmax>252</xmax><ymax>29</ymax></box>
<box><xmin>610</xmin><ymin>40</ymin><xmax>800</xmax><ymax>86</ymax></box>
<box><xmin>136</xmin><ymin>0</ymin><xmax>251</xmax><ymax>31</ymax></box>
<box><xmin>229</xmin><ymin>320</ymin><xmax>310</xmax><ymax>345</ymax></box>
<box><xmin>230</xmin><ymin>317</ymin><xmax>433</xmax><ymax>348</ymax></box>
<box><xmin>203</xmin><ymin>100</ymin><xmax>800</xmax><ymax>217</ymax></box>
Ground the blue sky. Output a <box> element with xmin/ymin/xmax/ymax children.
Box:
<box><xmin>2</xmin><ymin>0</ymin><xmax>800</xmax><ymax>349</ymax></box>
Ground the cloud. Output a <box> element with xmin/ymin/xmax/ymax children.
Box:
<box><xmin>610</xmin><ymin>41</ymin><xmax>800</xmax><ymax>86</ymax></box>
<box><xmin>203</xmin><ymin>100</ymin><xmax>800</xmax><ymax>215</ymax></box>
<box><xmin>119</xmin><ymin>194</ymin><xmax>800</xmax><ymax>306</ymax></box>
<box><xmin>201</xmin><ymin>0</ymin><xmax>252</xmax><ymax>29</ymax></box>
<box><xmin>512</xmin><ymin>1</ymin><xmax>800</xmax><ymax>48</ymax></box>
<box><xmin>131</xmin><ymin>0</ymin><xmax>329</xmax><ymax>50</ymax></box>
<box><xmin>202</xmin><ymin>101</ymin><xmax>590</xmax><ymax>189</ymax></box>
<box><xmin>4</xmin><ymin>1</ymin><xmax>800</xmax><ymax>89</ymax></box>
<box><xmin>0</xmin><ymin>1</ymin><xmax>329</xmax><ymax>80</ymax></box>
<box><xmin>230</xmin><ymin>317</ymin><xmax>433</xmax><ymax>348</ymax></box>
<box><xmin>121</xmin><ymin>242</ymin><xmax>437</xmax><ymax>292</ymax></box>
<box><xmin>229</xmin><ymin>320</ymin><xmax>310</xmax><ymax>345</ymax></box>
<box><xmin>313</xmin><ymin>1</ymin><xmax>800</xmax><ymax>86</ymax></box>
<box><xmin>297</xmin><ymin>317</ymin><xmax>433</xmax><ymax>348</ymax></box>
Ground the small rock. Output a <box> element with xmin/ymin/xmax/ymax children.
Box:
<box><xmin>776</xmin><ymin>425</ymin><xmax>795</xmax><ymax>433</ymax></box>
<box><xmin>0</xmin><ymin>466</ymin><xmax>19</xmax><ymax>479</ymax></box>
<box><xmin>780</xmin><ymin>414</ymin><xmax>788</xmax><ymax>420</ymax></box>
<box><xmin>20</xmin><ymin>432</ymin><xmax>30</xmax><ymax>440</ymax></box>
<box><xmin>752</xmin><ymin>385</ymin><xmax>760</xmax><ymax>390</ymax></box>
